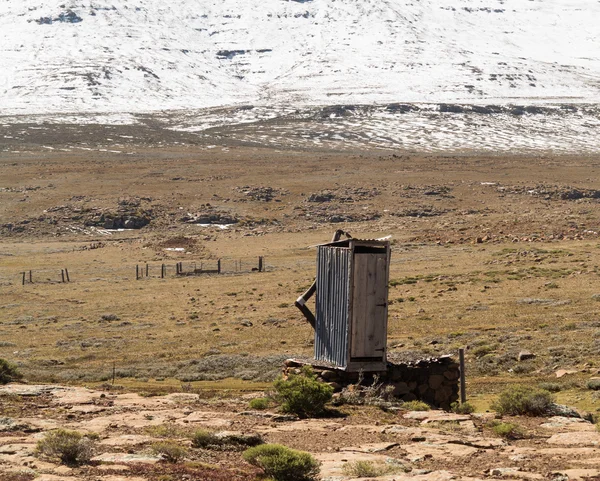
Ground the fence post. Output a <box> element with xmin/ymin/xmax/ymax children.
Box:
<box><xmin>459</xmin><ymin>347</ymin><xmax>467</xmax><ymax>403</ymax></box>
<box><xmin>61</xmin><ymin>269</ymin><xmax>65</xmax><ymax>283</ymax></box>
<box><xmin>217</xmin><ymin>259</ymin><xmax>221</xmax><ymax>274</ymax></box>
<box><xmin>258</xmin><ymin>256</ymin><xmax>263</xmax><ymax>272</ymax></box>
<box><xmin>136</xmin><ymin>265</ymin><xmax>139</xmax><ymax>280</ymax></box>
<box><xmin>161</xmin><ymin>264</ymin><xmax>165</xmax><ymax>279</ymax></box>
<box><xmin>22</xmin><ymin>272</ymin><xmax>26</xmax><ymax>286</ymax></box>
<box><xmin>29</xmin><ymin>270</ymin><xmax>32</xmax><ymax>283</ymax></box>
<box><xmin>145</xmin><ymin>264</ymin><xmax>149</xmax><ymax>277</ymax></box>
<box><xmin>65</xmin><ymin>268</ymin><xmax>70</xmax><ymax>282</ymax></box>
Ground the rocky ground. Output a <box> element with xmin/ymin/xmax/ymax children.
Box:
<box><xmin>2</xmin><ymin>129</ymin><xmax>600</xmax><ymax>479</ymax></box>
<box><xmin>1</xmin><ymin>383</ymin><xmax>600</xmax><ymax>481</ymax></box>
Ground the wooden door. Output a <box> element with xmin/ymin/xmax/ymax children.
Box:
<box><xmin>350</xmin><ymin>252</ymin><xmax>388</xmax><ymax>360</ymax></box>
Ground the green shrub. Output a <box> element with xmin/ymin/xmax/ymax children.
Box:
<box><xmin>342</xmin><ymin>460</ymin><xmax>406</xmax><ymax>477</ymax></box>
<box><xmin>273</xmin><ymin>366</ymin><xmax>333</xmax><ymax>417</ymax></box>
<box><xmin>451</xmin><ymin>401</ymin><xmax>475</xmax><ymax>414</ymax></box>
<box><xmin>488</xmin><ymin>421</ymin><xmax>524</xmax><ymax>439</ymax></box>
<box><xmin>401</xmin><ymin>400</ymin><xmax>431</xmax><ymax>411</ymax></box>
<box><xmin>538</xmin><ymin>382</ymin><xmax>562</xmax><ymax>393</ymax></box>
<box><xmin>491</xmin><ymin>385</ymin><xmax>553</xmax><ymax>416</ymax></box>
<box><xmin>151</xmin><ymin>441</ymin><xmax>187</xmax><ymax>463</ymax></box>
<box><xmin>36</xmin><ymin>429</ymin><xmax>94</xmax><ymax>465</ymax></box>
<box><xmin>473</xmin><ymin>345</ymin><xmax>494</xmax><ymax>358</ymax></box>
<box><xmin>243</xmin><ymin>444</ymin><xmax>319</xmax><ymax>481</ymax></box>
<box><xmin>191</xmin><ymin>429</ymin><xmax>220</xmax><ymax>448</ymax></box>
<box><xmin>0</xmin><ymin>358</ymin><xmax>22</xmax><ymax>384</ymax></box>
<box><xmin>145</xmin><ymin>424</ymin><xmax>188</xmax><ymax>438</ymax></box>
<box><xmin>191</xmin><ymin>429</ymin><xmax>263</xmax><ymax>450</ymax></box>
<box><xmin>249</xmin><ymin>397</ymin><xmax>270</xmax><ymax>410</ymax></box>
<box><xmin>587</xmin><ymin>379</ymin><xmax>600</xmax><ymax>391</ymax></box>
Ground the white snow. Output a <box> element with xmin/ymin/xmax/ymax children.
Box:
<box><xmin>1</xmin><ymin>0</ymin><xmax>599</xmax><ymax>116</ymax></box>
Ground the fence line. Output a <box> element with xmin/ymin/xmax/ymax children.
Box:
<box><xmin>10</xmin><ymin>256</ymin><xmax>267</xmax><ymax>286</ymax></box>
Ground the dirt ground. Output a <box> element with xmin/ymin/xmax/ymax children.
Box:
<box><xmin>2</xmin><ymin>130</ymin><xmax>600</xmax><ymax>478</ymax></box>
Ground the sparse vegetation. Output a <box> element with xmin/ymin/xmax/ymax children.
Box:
<box><xmin>539</xmin><ymin>382</ymin><xmax>562</xmax><ymax>393</ymax></box>
<box><xmin>586</xmin><ymin>379</ymin><xmax>600</xmax><ymax>391</ymax></box>
<box><xmin>451</xmin><ymin>401</ymin><xmax>475</xmax><ymax>414</ymax></box>
<box><xmin>243</xmin><ymin>444</ymin><xmax>319</xmax><ymax>481</ymax></box>
<box><xmin>0</xmin><ymin>358</ymin><xmax>22</xmax><ymax>384</ymax></box>
<box><xmin>151</xmin><ymin>440</ymin><xmax>188</xmax><ymax>462</ymax></box>
<box><xmin>249</xmin><ymin>397</ymin><xmax>270</xmax><ymax>410</ymax></box>
<box><xmin>273</xmin><ymin>366</ymin><xmax>333</xmax><ymax>417</ymax></box>
<box><xmin>488</xmin><ymin>420</ymin><xmax>525</xmax><ymax>439</ymax></box>
<box><xmin>342</xmin><ymin>460</ymin><xmax>407</xmax><ymax>478</ymax></box>
<box><xmin>492</xmin><ymin>385</ymin><xmax>554</xmax><ymax>416</ymax></box>
<box><xmin>191</xmin><ymin>429</ymin><xmax>263</xmax><ymax>450</ymax></box>
<box><xmin>401</xmin><ymin>400</ymin><xmax>431</xmax><ymax>411</ymax></box>
<box><xmin>36</xmin><ymin>429</ymin><xmax>94</xmax><ymax>465</ymax></box>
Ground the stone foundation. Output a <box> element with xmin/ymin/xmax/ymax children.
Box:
<box><xmin>283</xmin><ymin>355</ymin><xmax>460</xmax><ymax>410</ymax></box>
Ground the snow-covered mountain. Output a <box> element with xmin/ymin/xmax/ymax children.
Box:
<box><xmin>1</xmin><ymin>0</ymin><xmax>599</xmax><ymax>117</ymax></box>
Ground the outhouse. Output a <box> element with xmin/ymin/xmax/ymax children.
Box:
<box><xmin>296</xmin><ymin>235</ymin><xmax>391</xmax><ymax>372</ymax></box>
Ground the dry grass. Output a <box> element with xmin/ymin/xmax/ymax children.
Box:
<box><xmin>2</xmin><ymin>146</ymin><xmax>600</xmax><ymax>404</ymax></box>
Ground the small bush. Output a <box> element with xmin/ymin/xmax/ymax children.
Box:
<box><xmin>401</xmin><ymin>400</ymin><xmax>431</xmax><ymax>411</ymax></box>
<box><xmin>473</xmin><ymin>345</ymin><xmax>494</xmax><ymax>358</ymax></box>
<box><xmin>491</xmin><ymin>385</ymin><xmax>553</xmax><ymax>416</ymax></box>
<box><xmin>587</xmin><ymin>379</ymin><xmax>600</xmax><ymax>391</ymax></box>
<box><xmin>0</xmin><ymin>358</ymin><xmax>22</xmax><ymax>384</ymax></box>
<box><xmin>243</xmin><ymin>444</ymin><xmax>319</xmax><ymax>481</ymax></box>
<box><xmin>249</xmin><ymin>397</ymin><xmax>270</xmax><ymax>410</ymax></box>
<box><xmin>451</xmin><ymin>401</ymin><xmax>475</xmax><ymax>414</ymax></box>
<box><xmin>145</xmin><ymin>424</ymin><xmax>188</xmax><ymax>438</ymax></box>
<box><xmin>539</xmin><ymin>382</ymin><xmax>562</xmax><ymax>393</ymax></box>
<box><xmin>489</xmin><ymin>421</ymin><xmax>524</xmax><ymax>440</ymax></box>
<box><xmin>334</xmin><ymin>373</ymin><xmax>394</xmax><ymax>407</ymax></box>
<box><xmin>36</xmin><ymin>429</ymin><xmax>94</xmax><ymax>465</ymax></box>
<box><xmin>191</xmin><ymin>429</ymin><xmax>263</xmax><ymax>450</ymax></box>
<box><xmin>151</xmin><ymin>441</ymin><xmax>187</xmax><ymax>463</ymax></box>
<box><xmin>273</xmin><ymin>366</ymin><xmax>333</xmax><ymax>417</ymax></box>
<box><xmin>191</xmin><ymin>429</ymin><xmax>220</xmax><ymax>448</ymax></box>
<box><xmin>342</xmin><ymin>460</ymin><xmax>406</xmax><ymax>477</ymax></box>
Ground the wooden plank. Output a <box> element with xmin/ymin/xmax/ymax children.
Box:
<box><xmin>350</xmin><ymin>252</ymin><xmax>368</xmax><ymax>357</ymax></box>
<box><xmin>350</xmin><ymin>252</ymin><xmax>388</xmax><ymax>359</ymax></box>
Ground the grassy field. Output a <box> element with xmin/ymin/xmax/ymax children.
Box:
<box><xmin>2</xmin><ymin>144</ymin><xmax>600</xmax><ymax>409</ymax></box>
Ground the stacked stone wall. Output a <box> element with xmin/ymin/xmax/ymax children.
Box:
<box><xmin>284</xmin><ymin>355</ymin><xmax>459</xmax><ymax>410</ymax></box>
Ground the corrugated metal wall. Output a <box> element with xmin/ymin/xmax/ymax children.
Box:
<box><xmin>315</xmin><ymin>245</ymin><xmax>351</xmax><ymax>367</ymax></box>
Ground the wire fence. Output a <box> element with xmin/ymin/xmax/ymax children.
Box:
<box><xmin>3</xmin><ymin>256</ymin><xmax>267</xmax><ymax>286</ymax></box>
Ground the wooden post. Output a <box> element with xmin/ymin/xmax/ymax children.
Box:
<box><xmin>145</xmin><ymin>263</ymin><xmax>149</xmax><ymax>277</ymax></box>
<box><xmin>112</xmin><ymin>362</ymin><xmax>116</xmax><ymax>385</ymax></box>
<box><xmin>258</xmin><ymin>256</ymin><xmax>263</xmax><ymax>272</ymax></box>
<box><xmin>29</xmin><ymin>270</ymin><xmax>32</xmax><ymax>283</ymax></box>
<box><xmin>65</xmin><ymin>268</ymin><xmax>70</xmax><ymax>282</ymax></box>
<box><xmin>161</xmin><ymin>264</ymin><xmax>165</xmax><ymax>279</ymax></box>
<box><xmin>22</xmin><ymin>272</ymin><xmax>26</xmax><ymax>286</ymax></box>
<box><xmin>136</xmin><ymin>265</ymin><xmax>139</xmax><ymax>280</ymax></box>
<box><xmin>459</xmin><ymin>347</ymin><xmax>467</xmax><ymax>403</ymax></box>
<box><xmin>217</xmin><ymin>259</ymin><xmax>221</xmax><ymax>274</ymax></box>
<box><xmin>61</xmin><ymin>269</ymin><xmax>65</xmax><ymax>283</ymax></box>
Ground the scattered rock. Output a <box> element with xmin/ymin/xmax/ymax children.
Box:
<box><xmin>518</xmin><ymin>351</ymin><xmax>536</xmax><ymax>361</ymax></box>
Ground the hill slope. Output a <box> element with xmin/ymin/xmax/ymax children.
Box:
<box><xmin>1</xmin><ymin>0</ymin><xmax>599</xmax><ymax>116</ymax></box>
